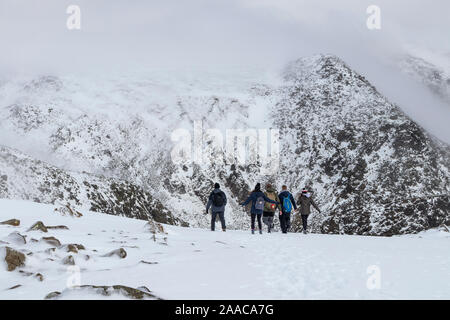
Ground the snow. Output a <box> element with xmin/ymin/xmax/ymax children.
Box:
<box><xmin>1</xmin><ymin>199</ymin><xmax>448</xmax><ymax>299</ymax></box>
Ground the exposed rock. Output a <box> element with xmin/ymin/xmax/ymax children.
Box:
<box><xmin>41</xmin><ymin>236</ymin><xmax>61</xmax><ymax>247</ymax></box>
<box><xmin>103</xmin><ymin>248</ymin><xmax>127</xmax><ymax>259</ymax></box>
<box><xmin>144</xmin><ymin>220</ymin><xmax>166</xmax><ymax>234</ymax></box>
<box><xmin>54</xmin><ymin>204</ymin><xmax>83</xmax><ymax>217</ymax></box>
<box><xmin>140</xmin><ymin>260</ymin><xmax>158</xmax><ymax>265</ymax></box>
<box><xmin>45</xmin><ymin>285</ymin><xmax>160</xmax><ymax>300</ymax></box>
<box><xmin>8</xmin><ymin>284</ymin><xmax>22</xmax><ymax>290</ymax></box>
<box><xmin>35</xmin><ymin>273</ymin><xmax>44</xmax><ymax>282</ymax></box>
<box><xmin>62</xmin><ymin>255</ymin><xmax>75</xmax><ymax>265</ymax></box>
<box><xmin>19</xmin><ymin>270</ymin><xmax>33</xmax><ymax>276</ymax></box>
<box><xmin>45</xmin><ymin>247</ymin><xmax>56</xmax><ymax>254</ymax></box>
<box><xmin>47</xmin><ymin>225</ymin><xmax>69</xmax><ymax>230</ymax></box>
<box><xmin>7</xmin><ymin>232</ymin><xmax>27</xmax><ymax>245</ymax></box>
<box><xmin>45</xmin><ymin>291</ymin><xmax>61</xmax><ymax>299</ymax></box>
<box><xmin>4</xmin><ymin>246</ymin><xmax>26</xmax><ymax>271</ymax></box>
<box><xmin>27</xmin><ymin>221</ymin><xmax>48</xmax><ymax>233</ymax></box>
<box><xmin>64</xmin><ymin>244</ymin><xmax>85</xmax><ymax>253</ymax></box>
<box><xmin>0</xmin><ymin>219</ymin><xmax>20</xmax><ymax>226</ymax></box>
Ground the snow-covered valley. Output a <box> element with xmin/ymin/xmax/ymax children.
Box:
<box><xmin>1</xmin><ymin>199</ymin><xmax>448</xmax><ymax>300</ymax></box>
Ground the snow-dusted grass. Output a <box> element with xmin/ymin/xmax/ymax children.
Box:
<box><xmin>0</xmin><ymin>199</ymin><xmax>448</xmax><ymax>300</ymax></box>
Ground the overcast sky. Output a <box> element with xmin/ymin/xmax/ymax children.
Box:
<box><xmin>1</xmin><ymin>0</ymin><xmax>449</xmax><ymax>71</ymax></box>
<box><xmin>0</xmin><ymin>0</ymin><xmax>449</xmax><ymax>141</ymax></box>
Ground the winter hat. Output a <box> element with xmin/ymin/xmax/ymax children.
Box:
<box><xmin>214</xmin><ymin>183</ymin><xmax>220</xmax><ymax>189</ymax></box>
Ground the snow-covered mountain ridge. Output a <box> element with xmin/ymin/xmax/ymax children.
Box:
<box><xmin>0</xmin><ymin>55</ymin><xmax>448</xmax><ymax>235</ymax></box>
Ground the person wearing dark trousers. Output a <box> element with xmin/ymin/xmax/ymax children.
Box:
<box><xmin>241</xmin><ymin>183</ymin><xmax>279</xmax><ymax>234</ymax></box>
<box><xmin>206</xmin><ymin>183</ymin><xmax>227</xmax><ymax>231</ymax></box>
<box><xmin>262</xmin><ymin>183</ymin><xmax>281</xmax><ymax>233</ymax></box>
<box><xmin>296</xmin><ymin>187</ymin><xmax>321</xmax><ymax>234</ymax></box>
<box><xmin>278</xmin><ymin>185</ymin><xmax>297</xmax><ymax>233</ymax></box>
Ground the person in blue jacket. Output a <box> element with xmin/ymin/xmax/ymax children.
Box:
<box><xmin>240</xmin><ymin>183</ymin><xmax>279</xmax><ymax>234</ymax></box>
<box><xmin>278</xmin><ymin>185</ymin><xmax>297</xmax><ymax>233</ymax></box>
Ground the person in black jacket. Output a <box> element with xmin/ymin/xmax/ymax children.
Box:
<box><xmin>241</xmin><ymin>183</ymin><xmax>279</xmax><ymax>234</ymax></box>
<box><xmin>278</xmin><ymin>185</ymin><xmax>297</xmax><ymax>233</ymax></box>
<box><xmin>206</xmin><ymin>183</ymin><xmax>227</xmax><ymax>231</ymax></box>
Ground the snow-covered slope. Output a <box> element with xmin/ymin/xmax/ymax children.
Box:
<box><xmin>0</xmin><ymin>55</ymin><xmax>448</xmax><ymax>234</ymax></box>
<box><xmin>0</xmin><ymin>199</ymin><xmax>449</xmax><ymax>299</ymax></box>
<box><xmin>0</xmin><ymin>145</ymin><xmax>185</xmax><ymax>226</ymax></box>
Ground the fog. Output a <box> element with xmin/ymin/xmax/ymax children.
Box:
<box><xmin>0</xmin><ymin>0</ymin><xmax>449</xmax><ymax>142</ymax></box>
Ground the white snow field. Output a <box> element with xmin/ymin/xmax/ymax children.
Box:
<box><xmin>0</xmin><ymin>199</ymin><xmax>449</xmax><ymax>300</ymax></box>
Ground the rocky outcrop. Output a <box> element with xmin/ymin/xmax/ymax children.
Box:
<box><xmin>27</xmin><ymin>221</ymin><xmax>48</xmax><ymax>233</ymax></box>
<box><xmin>144</xmin><ymin>220</ymin><xmax>166</xmax><ymax>234</ymax></box>
<box><xmin>0</xmin><ymin>219</ymin><xmax>20</xmax><ymax>226</ymax></box>
<box><xmin>41</xmin><ymin>236</ymin><xmax>62</xmax><ymax>247</ymax></box>
<box><xmin>3</xmin><ymin>246</ymin><xmax>26</xmax><ymax>271</ymax></box>
<box><xmin>103</xmin><ymin>248</ymin><xmax>127</xmax><ymax>259</ymax></box>
<box><xmin>45</xmin><ymin>285</ymin><xmax>161</xmax><ymax>300</ymax></box>
<box><xmin>275</xmin><ymin>55</ymin><xmax>450</xmax><ymax>235</ymax></box>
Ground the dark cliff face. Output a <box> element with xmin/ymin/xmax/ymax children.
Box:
<box><xmin>274</xmin><ymin>55</ymin><xmax>450</xmax><ymax>236</ymax></box>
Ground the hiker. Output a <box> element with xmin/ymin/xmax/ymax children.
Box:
<box><xmin>278</xmin><ymin>185</ymin><xmax>297</xmax><ymax>233</ymax></box>
<box><xmin>206</xmin><ymin>183</ymin><xmax>227</xmax><ymax>232</ymax></box>
<box><xmin>262</xmin><ymin>183</ymin><xmax>281</xmax><ymax>233</ymax></box>
<box><xmin>296</xmin><ymin>187</ymin><xmax>321</xmax><ymax>234</ymax></box>
<box><xmin>240</xmin><ymin>183</ymin><xmax>279</xmax><ymax>234</ymax></box>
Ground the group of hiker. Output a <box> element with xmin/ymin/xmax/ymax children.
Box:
<box><xmin>205</xmin><ymin>182</ymin><xmax>321</xmax><ymax>234</ymax></box>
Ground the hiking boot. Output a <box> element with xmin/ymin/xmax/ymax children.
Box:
<box><xmin>251</xmin><ymin>229</ymin><xmax>255</xmax><ymax>234</ymax></box>
<box><xmin>303</xmin><ymin>230</ymin><xmax>307</xmax><ymax>234</ymax></box>
<box><xmin>259</xmin><ymin>229</ymin><xmax>263</xmax><ymax>234</ymax></box>
<box><xmin>222</xmin><ymin>229</ymin><xmax>226</xmax><ymax>232</ymax></box>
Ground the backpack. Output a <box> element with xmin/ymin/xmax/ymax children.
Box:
<box><xmin>282</xmin><ymin>194</ymin><xmax>293</xmax><ymax>213</ymax></box>
<box><xmin>212</xmin><ymin>192</ymin><xmax>224</xmax><ymax>207</ymax></box>
<box><xmin>264</xmin><ymin>192</ymin><xmax>277</xmax><ymax>211</ymax></box>
<box><xmin>255</xmin><ymin>196</ymin><xmax>265</xmax><ymax>210</ymax></box>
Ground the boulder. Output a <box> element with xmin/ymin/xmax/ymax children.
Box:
<box><xmin>64</xmin><ymin>244</ymin><xmax>86</xmax><ymax>253</ymax></box>
<box><xmin>62</xmin><ymin>255</ymin><xmax>75</xmax><ymax>265</ymax></box>
<box><xmin>0</xmin><ymin>219</ymin><xmax>20</xmax><ymax>226</ymax></box>
<box><xmin>4</xmin><ymin>247</ymin><xmax>26</xmax><ymax>271</ymax></box>
<box><xmin>41</xmin><ymin>236</ymin><xmax>62</xmax><ymax>247</ymax></box>
<box><xmin>103</xmin><ymin>248</ymin><xmax>127</xmax><ymax>259</ymax></box>
<box><xmin>27</xmin><ymin>221</ymin><xmax>48</xmax><ymax>233</ymax></box>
